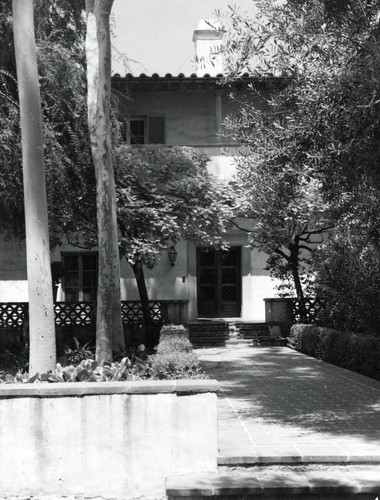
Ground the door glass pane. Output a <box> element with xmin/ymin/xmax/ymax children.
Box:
<box><xmin>65</xmin><ymin>272</ymin><xmax>79</xmax><ymax>289</ymax></box>
<box><xmin>222</xmin><ymin>286</ymin><xmax>238</xmax><ymax>301</ymax></box>
<box><xmin>65</xmin><ymin>288</ymin><xmax>79</xmax><ymax>302</ymax></box>
<box><xmin>221</xmin><ymin>249</ymin><xmax>238</xmax><ymax>266</ymax></box>
<box><xmin>200</xmin><ymin>269</ymin><xmax>216</xmax><ymax>285</ymax></box>
<box><xmin>200</xmin><ymin>250</ymin><xmax>215</xmax><ymax>267</ymax></box>
<box><xmin>83</xmin><ymin>288</ymin><xmax>96</xmax><ymax>302</ymax></box>
<box><xmin>64</xmin><ymin>255</ymin><xmax>78</xmax><ymax>270</ymax></box>
<box><xmin>200</xmin><ymin>286</ymin><xmax>217</xmax><ymax>302</ymax></box>
<box><xmin>222</xmin><ymin>268</ymin><xmax>237</xmax><ymax>284</ymax></box>
<box><xmin>82</xmin><ymin>255</ymin><xmax>97</xmax><ymax>271</ymax></box>
<box><xmin>83</xmin><ymin>271</ymin><xmax>97</xmax><ymax>287</ymax></box>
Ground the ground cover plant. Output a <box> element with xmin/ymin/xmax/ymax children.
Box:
<box><xmin>288</xmin><ymin>324</ymin><xmax>380</xmax><ymax>381</ymax></box>
<box><xmin>0</xmin><ymin>325</ymin><xmax>205</xmax><ymax>383</ymax></box>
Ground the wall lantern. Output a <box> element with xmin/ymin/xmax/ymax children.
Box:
<box><xmin>168</xmin><ymin>245</ymin><xmax>177</xmax><ymax>267</ymax></box>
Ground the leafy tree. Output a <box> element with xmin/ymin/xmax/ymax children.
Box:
<box><xmin>114</xmin><ymin>144</ymin><xmax>233</xmax><ymax>345</ymax></box>
<box><xmin>12</xmin><ymin>0</ymin><xmax>56</xmax><ymax>374</ymax></box>
<box><xmin>218</xmin><ymin>0</ymin><xmax>380</xmax><ymax>320</ymax></box>
<box><xmin>0</xmin><ymin>0</ymin><xmax>94</xmax><ymax>244</ymax></box>
<box><xmin>313</xmin><ymin>218</ymin><xmax>380</xmax><ymax>335</ymax></box>
<box><xmin>2</xmin><ymin>1</ymin><xmax>232</xmax><ymax>354</ymax></box>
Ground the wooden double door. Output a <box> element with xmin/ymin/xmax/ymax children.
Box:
<box><xmin>197</xmin><ymin>247</ymin><xmax>241</xmax><ymax>318</ymax></box>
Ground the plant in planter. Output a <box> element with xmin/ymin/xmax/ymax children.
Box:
<box><xmin>149</xmin><ymin>324</ymin><xmax>205</xmax><ymax>380</ymax></box>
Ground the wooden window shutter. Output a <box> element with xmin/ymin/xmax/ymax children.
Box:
<box><xmin>148</xmin><ymin>116</ymin><xmax>165</xmax><ymax>144</ymax></box>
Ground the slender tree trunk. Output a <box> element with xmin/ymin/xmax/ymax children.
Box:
<box><xmin>85</xmin><ymin>0</ymin><xmax>125</xmax><ymax>362</ymax></box>
<box><xmin>131</xmin><ymin>261</ymin><xmax>155</xmax><ymax>347</ymax></box>
<box><xmin>289</xmin><ymin>241</ymin><xmax>306</xmax><ymax>322</ymax></box>
<box><xmin>13</xmin><ymin>0</ymin><xmax>56</xmax><ymax>375</ymax></box>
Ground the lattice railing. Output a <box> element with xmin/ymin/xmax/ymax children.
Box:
<box><xmin>291</xmin><ymin>297</ymin><xmax>328</xmax><ymax>324</ymax></box>
<box><xmin>54</xmin><ymin>302</ymin><xmax>95</xmax><ymax>327</ymax></box>
<box><xmin>0</xmin><ymin>301</ymin><xmax>166</xmax><ymax>328</ymax></box>
<box><xmin>0</xmin><ymin>303</ymin><xmax>28</xmax><ymax>328</ymax></box>
<box><xmin>121</xmin><ymin>301</ymin><xmax>163</xmax><ymax>325</ymax></box>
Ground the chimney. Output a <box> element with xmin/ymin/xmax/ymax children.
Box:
<box><xmin>192</xmin><ymin>19</ymin><xmax>223</xmax><ymax>76</ymax></box>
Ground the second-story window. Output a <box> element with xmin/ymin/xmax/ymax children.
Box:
<box><xmin>130</xmin><ymin>118</ymin><xmax>146</xmax><ymax>144</ymax></box>
<box><xmin>123</xmin><ymin>116</ymin><xmax>165</xmax><ymax>144</ymax></box>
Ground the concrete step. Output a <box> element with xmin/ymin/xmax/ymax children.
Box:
<box><xmin>225</xmin><ymin>339</ymin><xmax>253</xmax><ymax>347</ymax></box>
<box><xmin>166</xmin><ymin>465</ymin><xmax>380</xmax><ymax>499</ymax></box>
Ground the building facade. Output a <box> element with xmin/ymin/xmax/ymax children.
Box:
<box><xmin>0</xmin><ymin>20</ymin><xmax>279</xmax><ymax>324</ymax></box>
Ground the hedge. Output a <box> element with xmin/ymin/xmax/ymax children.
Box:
<box><xmin>288</xmin><ymin>324</ymin><xmax>380</xmax><ymax>381</ymax></box>
<box><xmin>149</xmin><ymin>325</ymin><xmax>205</xmax><ymax>380</ymax></box>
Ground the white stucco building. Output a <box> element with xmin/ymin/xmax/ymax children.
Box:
<box><xmin>0</xmin><ymin>20</ymin><xmax>279</xmax><ymax>327</ymax></box>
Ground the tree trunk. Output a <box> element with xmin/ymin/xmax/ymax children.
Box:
<box><xmin>131</xmin><ymin>261</ymin><xmax>155</xmax><ymax>347</ymax></box>
<box><xmin>289</xmin><ymin>241</ymin><xmax>307</xmax><ymax>322</ymax></box>
<box><xmin>12</xmin><ymin>0</ymin><xmax>56</xmax><ymax>375</ymax></box>
<box><xmin>85</xmin><ymin>0</ymin><xmax>125</xmax><ymax>362</ymax></box>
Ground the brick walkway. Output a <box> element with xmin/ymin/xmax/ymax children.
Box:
<box><xmin>197</xmin><ymin>346</ymin><xmax>380</xmax><ymax>465</ymax></box>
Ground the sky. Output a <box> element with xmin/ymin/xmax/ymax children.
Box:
<box><xmin>111</xmin><ymin>0</ymin><xmax>256</xmax><ymax>76</ymax></box>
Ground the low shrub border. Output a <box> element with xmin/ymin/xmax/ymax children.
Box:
<box><xmin>288</xmin><ymin>324</ymin><xmax>380</xmax><ymax>381</ymax></box>
<box><xmin>0</xmin><ymin>325</ymin><xmax>204</xmax><ymax>383</ymax></box>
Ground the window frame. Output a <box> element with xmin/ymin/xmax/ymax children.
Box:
<box><xmin>125</xmin><ymin>115</ymin><xmax>165</xmax><ymax>145</ymax></box>
<box><xmin>61</xmin><ymin>252</ymin><xmax>98</xmax><ymax>302</ymax></box>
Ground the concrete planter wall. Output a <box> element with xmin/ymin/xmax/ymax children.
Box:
<box><xmin>0</xmin><ymin>379</ymin><xmax>219</xmax><ymax>499</ymax></box>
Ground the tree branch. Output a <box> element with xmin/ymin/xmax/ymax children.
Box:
<box><xmin>274</xmin><ymin>247</ymin><xmax>290</xmax><ymax>261</ymax></box>
<box><xmin>299</xmin><ymin>225</ymin><xmax>334</xmax><ymax>242</ymax></box>
<box><xmin>298</xmin><ymin>244</ymin><xmax>313</xmax><ymax>252</ymax></box>
<box><xmin>229</xmin><ymin>218</ymin><xmax>252</xmax><ymax>233</ymax></box>
<box><xmin>0</xmin><ymin>89</ymin><xmax>19</xmax><ymax>108</ymax></box>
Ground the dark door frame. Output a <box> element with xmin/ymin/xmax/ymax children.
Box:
<box><xmin>196</xmin><ymin>246</ymin><xmax>242</xmax><ymax>318</ymax></box>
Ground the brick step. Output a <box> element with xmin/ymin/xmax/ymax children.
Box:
<box><xmin>189</xmin><ymin>321</ymin><xmax>230</xmax><ymax>347</ymax></box>
<box><xmin>166</xmin><ymin>466</ymin><xmax>380</xmax><ymax>499</ymax></box>
<box><xmin>235</xmin><ymin>322</ymin><xmax>271</xmax><ymax>341</ymax></box>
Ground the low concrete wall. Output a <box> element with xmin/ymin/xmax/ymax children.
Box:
<box><xmin>0</xmin><ymin>380</ymin><xmax>219</xmax><ymax>499</ymax></box>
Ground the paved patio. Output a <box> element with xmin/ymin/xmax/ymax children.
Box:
<box><xmin>197</xmin><ymin>345</ymin><xmax>380</xmax><ymax>465</ymax></box>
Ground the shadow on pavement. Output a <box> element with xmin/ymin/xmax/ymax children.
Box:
<box><xmin>198</xmin><ymin>346</ymin><xmax>380</xmax><ymax>443</ymax></box>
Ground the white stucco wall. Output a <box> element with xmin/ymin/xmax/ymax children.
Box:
<box><xmin>120</xmin><ymin>239</ymin><xmax>189</xmax><ymax>301</ymax></box>
<box><xmin>0</xmin><ymin>381</ymin><xmax>218</xmax><ymax>498</ymax></box>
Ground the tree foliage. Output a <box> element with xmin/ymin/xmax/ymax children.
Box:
<box><xmin>219</xmin><ymin>0</ymin><xmax>380</xmax><ymax>326</ymax></box>
<box><xmin>0</xmin><ymin>0</ymin><xmax>94</xmax><ymax>245</ymax></box>
<box><xmin>114</xmin><ymin>145</ymin><xmax>233</xmax><ymax>267</ymax></box>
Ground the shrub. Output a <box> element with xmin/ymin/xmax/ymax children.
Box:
<box><xmin>318</xmin><ymin>328</ymin><xmax>339</xmax><ymax>363</ymax></box>
<box><xmin>0</xmin><ymin>326</ymin><xmax>206</xmax><ymax>383</ymax></box>
<box><xmin>312</xmin><ymin>234</ymin><xmax>380</xmax><ymax>336</ymax></box>
<box><xmin>288</xmin><ymin>324</ymin><xmax>320</xmax><ymax>356</ymax></box>
<box><xmin>149</xmin><ymin>324</ymin><xmax>205</xmax><ymax>380</ymax></box>
<box><xmin>160</xmin><ymin>324</ymin><xmax>187</xmax><ymax>337</ymax></box>
<box><xmin>64</xmin><ymin>337</ymin><xmax>94</xmax><ymax>365</ymax></box>
<box><xmin>149</xmin><ymin>351</ymin><xmax>205</xmax><ymax>380</ymax></box>
<box><xmin>288</xmin><ymin>324</ymin><xmax>380</xmax><ymax>381</ymax></box>
<box><xmin>156</xmin><ymin>324</ymin><xmax>193</xmax><ymax>354</ymax></box>
<box><xmin>156</xmin><ymin>335</ymin><xmax>193</xmax><ymax>355</ymax></box>
<box><xmin>0</xmin><ymin>357</ymin><xmax>150</xmax><ymax>384</ymax></box>
<box><xmin>0</xmin><ymin>344</ymin><xmax>29</xmax><ymax>375</ymax></box>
